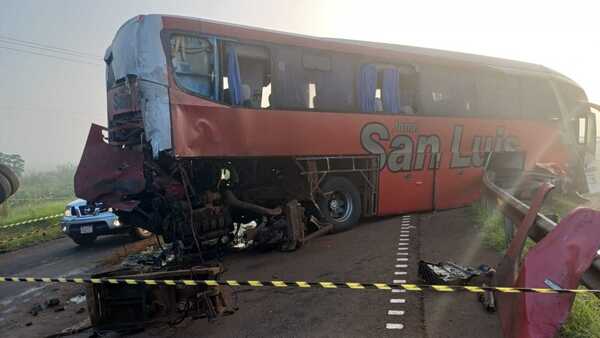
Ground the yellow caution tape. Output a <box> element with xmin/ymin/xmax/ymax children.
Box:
<box><xmin>0</xmin><ymin>276</ymin><xmax>595</xmax><ymax>294</ymax></box>
<box><xmin>0</xmin><ymin>214</ymin><xmax>62</xmax><ymax>230</ymax></box>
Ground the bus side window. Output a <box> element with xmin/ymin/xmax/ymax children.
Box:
<box><xmin>221</xmin><ymin>43</ymin><xmax>270</xmax><ymax>108</ymax></box>
<box><xmin>558</xmin><ymin>82</ymin><xmax>588</xmax><ymax>115</ymax></box>
<box><xmin>358</xmin><ymin>63</ymin><xmax>416</xmax><ymax>114</ymax></box>
<box><xmin>398</xmin><ymin>65</ymin><xmax>418</xmax><ymax>115</ymax></box>
<box><xmin>170</xmin><ymin>35</ymin><xmax>215</xmax><ymax>99</ymax></box>
<box><xmin>261</xmin><ymin>82</ymin><xmax>271</xmax><ymax>108</ymax></box>
<box><xmin>375</xmin><ymin>88</ymin><xmax>383</xmax><ymax>112</ymax></box>
<box><xmin>308</xmin><ymin>82</ymin><xmax>317</xmax><ymax>109</ymax></box>
<box><xmin>301</xmin><ymin>51</ymin><xmax>357</xmax><ymax>112</ymax></box>
<box><xmin>578</xmin><ymin>117</ymin><xmax>587</xmax><ymax>144</ymax></box>
<box><xmin>477</xmin><ymin>71</ymin><xmax>520</xmax><ymax>117</ymax></box>
<box><xmin>270</xmin><ymin>47</ymin><xmax>309</xmax><ymax>110</ymax></box>
<box><xmin>519</xmin><ymin>76</ymin><xmax>560</xmax><ymax>119</ymax></box>
<box><xmin>419</xmin><ymin>65</ymin><xmax>477</xmax><ymax>116</ymax></box>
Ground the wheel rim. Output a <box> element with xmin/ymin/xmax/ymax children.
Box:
<box><xmin>326</xmin><ymin>191</ymin><xmax>353</xmax><ymax>222</ymax></box>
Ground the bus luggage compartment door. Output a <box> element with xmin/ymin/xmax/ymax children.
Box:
<box><xmin>377</xmin><ymin>169</ymin><xmax>434</xmax><ymax>215</ymax></box>
<box><xmin>435</xmin><ymin>167</ymin><xmax>483</xmax><ymax>209</ymax></box>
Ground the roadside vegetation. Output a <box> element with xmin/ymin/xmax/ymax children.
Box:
<box><xmin>0</xmin><ymin>165</ymin><xmax>76</xmax><ymax>252</ymax></box>
<box><xmin>470</xmin><ymin>197</ymin><xmax>600</xmax><ymax>338</ymax></box>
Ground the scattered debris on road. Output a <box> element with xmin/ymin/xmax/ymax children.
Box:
<box><xmin>86</xmin><ymin>263</ymin><xmax>234</xmax><ymax>334</ymax></box>
<box><xmin>29</xmin><ymin>303</ymin><xmax>42</xmax><ymax>316</ymax></box>
<box><xmin>418</xmin><ymin>260</ymin><xmax>492</xmax><ymax>285</ymax></box>
<box><xmin>68</xmin><ymin>294</ymin><xmax>85</xmax><ymax>305</ymax></box>
<box><xmin>45</xmin><ymin>298</ymin><xmax>60</xmax><ymax>308</ymax></box>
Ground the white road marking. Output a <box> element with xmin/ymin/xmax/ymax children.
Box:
<box><xmin>385</xmin><ymin>217</ymin><xmax>412</xmax><ymax>332</ymax></box>
<box><xmin>388</xmin><ymin>310</ymin><xmax>405</xmax><ymax>316</ymax></box>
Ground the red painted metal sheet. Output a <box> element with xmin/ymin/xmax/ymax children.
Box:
<box><xmin>170</xmin><ymin>103</ymin><xmax>567</xmax><ymax>215</ymax></box>
<box><xmin>502</xmin><ymin>208</ymin><xmax>600</xmax><ymax>338</ymax></box>
<box><xmin>378</xmin><ymin>169</ymin><xmax>434</xmax><ymax>214</ymax></box>
<box><xmin>74</xmin><ymin>124</ymin><xmax>145</xmax><ymax>210</ymax></box>
<box><xmin>435</xmin><ymin>167</ymin><xmax>483</xmax><ymax>209</ymax></box>
<box><xmin>496</xmin><ymin>183</ymin><xmax>554</xmax><ymax>338</ymax></box>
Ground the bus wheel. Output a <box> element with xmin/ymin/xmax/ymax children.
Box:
<box><xmin>318</xmin><ymin>176</ymin><xmax>361</xmax><ymax>233</ymax></box>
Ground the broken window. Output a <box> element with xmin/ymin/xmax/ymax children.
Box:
<box><xmin>105</xmin><ymin>54</ymin><xmax>116</xmax><ymax>89</ymax></box>
<box><xmin>221</xmin><ymin>42</ymin><xmax>270</xmax><ymax>108</ymax></box>
<box><xmin>170</xmin><ymin>35</ymin><xmax>215</xmax><ymax>99</ymax></box>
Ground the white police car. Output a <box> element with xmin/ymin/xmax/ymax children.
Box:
<box><xmin>61</xmin><ymin>199</ymin><xmax>151</xmax><ymax>245</ymax></box>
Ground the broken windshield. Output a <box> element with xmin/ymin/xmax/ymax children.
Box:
<box><xmin>170</xmin><ymin>35</ymin><xmax>215</xmax><ymax>98</ymax></box>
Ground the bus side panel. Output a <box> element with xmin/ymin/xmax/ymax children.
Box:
<box><xmin>378</xmin><ymin>168</ymin><xmax>434</xmax><ymax>215</ymax></box>
<box><xmin>435</xmin><ymin>167</ymin><xmax>482</xmax><ymax>209</ymax></box>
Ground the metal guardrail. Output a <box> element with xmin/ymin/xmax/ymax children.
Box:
<box><xmin>481</xmin><ymin>172</ymin><xmax>600</xmax><ymax>291</ymax></box>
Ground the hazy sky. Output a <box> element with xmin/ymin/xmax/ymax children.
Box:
<box><xmin>1</xmin><ymin>0</ymin><xmax>599</xmax><ymax>171</ymax></box>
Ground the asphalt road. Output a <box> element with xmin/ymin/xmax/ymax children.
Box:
<box><xmin>0</xmin><ymin>235</ymin><xmax>134</xmax><ymax>317</ymax></box>
<box><xmin>140</xmin><ymin>214</ymin><xmax>424</xmax><ymax>337</ymax></box>
<box><xmin>0</xmin><ymin>210</ymin><xmax>502</xmax><ymax>337</ymax></box>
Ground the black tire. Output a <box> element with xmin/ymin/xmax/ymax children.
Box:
<box><xmin>130</xmin><ymin>227</ymin><xmax>153</xmax><ymax>240</ymax></box>
<box><xmin>0</xmin><ymin>164</ymin><xmax>19</xmax><ymax>195</ymax></box>
<box><xmin>71</xmin><ymin>234</ymin><xmax>97</xmax><ymax>246</ymax></box>
<box><xmin>318</xmin><ymin>176</ymin><xmax>361</xmax><ymax>233</ymax></box>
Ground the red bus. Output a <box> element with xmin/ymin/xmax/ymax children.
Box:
<box><xmin>76</xmin><ymin>14</ymin><xmax>597</xmax><ymax>250</ymax></box>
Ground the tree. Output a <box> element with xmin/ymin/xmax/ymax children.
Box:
<box><xmin>0</xmin><ymin>153</ymin><xmax>25</xmax><ymax>177</ymax></box>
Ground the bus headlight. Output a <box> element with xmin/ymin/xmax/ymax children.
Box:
<box><xmin>64</xmin><ymin>208</ymin><xmax>72</xmax><ymax>217</ymax></box>
<box><xmin>61</xmin><ymin>225</ymin><xmax>67</xmax><ymax>232</ymax></box>
<box><xmin>112</xmin><ymin>219</ymin><xmax>121</xmax><ymax>227</ymax></box>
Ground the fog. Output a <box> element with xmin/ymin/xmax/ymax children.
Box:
<box><xmin>1</xmin><ymin>0</ymin><xmax>598</xmax><ymax>172</ymax></box>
